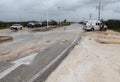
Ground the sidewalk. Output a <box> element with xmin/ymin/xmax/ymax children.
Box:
<box><xmin>45</xmin><ymin>31</ymin><xmax>120</xmax><ymax>82</ymax></box>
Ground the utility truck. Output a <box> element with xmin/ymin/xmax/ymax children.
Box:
<box><xmin>83</xmin><ymin>20</ymin><xmax>108</xmax><ymax>31</ymax></box>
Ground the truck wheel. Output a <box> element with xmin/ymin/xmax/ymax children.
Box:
<box><xmin>100</xmin><ymin>28</ymin><xmax>102</xmax><ymax>31</ymax></box>
<box><xmin>91</xmin><ymin>28</ymin><xmax>94</xmax><ymax>31</ymax></box>
<box><xmin>104</xmin><ymin>28</ymin><xmax>107</xmax><ymax>31</ymax></box>
<box><xmin>20</xmin><ymin>27</ymin><xmax>22</xmax><ymax>30</ymax></box>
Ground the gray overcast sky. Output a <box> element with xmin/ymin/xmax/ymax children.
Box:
<box><xmin>0</xmin><ymin>0</ymin><xmax>120</xmax><ymax>22</ymax></box>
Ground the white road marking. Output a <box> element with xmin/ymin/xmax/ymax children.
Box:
<box><xmin>0</xmin><ymin>53</ymin><xmax>37</xmax><ymax>79</ymax></box>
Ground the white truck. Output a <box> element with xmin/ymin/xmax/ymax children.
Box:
<box><xmin>10</xmin><ymin>24</ymin><xmax>23</xmax><ymax>31</ymax></box>
<box><xmin>83</xmin><ymin>20</ymin><xmax>108</xmax><ymax>31</ymax></box>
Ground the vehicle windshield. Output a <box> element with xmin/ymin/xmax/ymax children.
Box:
<box><xmin>12</xmin><ymin>24</ymin><xmax>21</xmax><ymax>26</ymax></box>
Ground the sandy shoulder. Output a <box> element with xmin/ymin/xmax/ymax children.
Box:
<box><xmin>45</xmin><ymin>31</ymin><xmax>120</xmax><ymax>82</ymax></box>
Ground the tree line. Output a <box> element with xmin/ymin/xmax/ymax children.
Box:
<box><xmin>0</xmin><ymin>19</ymin><xmax>70</xmax><ymax>29</ymax></box>
<box><xmin>104</xmin><ymin>19</ymin><xmax>120</xmax><ymax>32</ymax></box>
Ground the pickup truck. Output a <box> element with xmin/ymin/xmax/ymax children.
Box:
<box><xmin>10</xmin><ymin>24</ymin><xmax>23</xmax><ymax>31</ymax></box>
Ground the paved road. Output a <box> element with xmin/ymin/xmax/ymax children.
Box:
<box><xmin>0</xmin><ymin>24</ymin><xmax>83</xmax><ymax>82</ymax></box>
<box><xmin>0</xmin><ymin>24</ymin><xmax>83</xmax><ymax>61</ymax></box>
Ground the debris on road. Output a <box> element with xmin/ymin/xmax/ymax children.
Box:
<box><xmin>97</xmin><ymin>38</ymin><xmax>120</xmax><ymax>44</ymax></box>
<box><xmin>46</xmin><ymin>40</ymin><xmax>51</xmax><ymax>43</ymax></box>
<box><xmin>0</xmin><ymin>24</ymin><xmax>81</xmax><ymax>62</ymax></box>
<box><xmin>32</xmin><ymin>28</ymin><xmax>52</xmax><ymax>32</ymax></box>
<box><xmin>61</xmin><ymin>40</ymin><xmax>69</xmax><ymax>45</ymax></box>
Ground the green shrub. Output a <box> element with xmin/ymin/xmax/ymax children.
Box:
<box><xmin>104</xmin><ymin>20</ymin><xmax>120</xmax><ymax>32</ymax></box>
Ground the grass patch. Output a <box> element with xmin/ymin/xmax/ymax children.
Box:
<box><xmin>109</xmin><ymin>28</ymin><xmax>120</xmax><ymax>32</ymax></box>
<box><xmin>105</xmin><ymin>20</ymin><xmax>120</xmax><ymax>32</ymax></box>
<box><xmin>0</xmin><ymin>27</ymin><xmax>8</xmax><ymax>30</ymax></box>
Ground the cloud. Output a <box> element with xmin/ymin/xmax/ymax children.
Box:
<box><xmin>0</xmin><ymin>0</ymin><xmax>120</xmax><ymax>22</ymax></box>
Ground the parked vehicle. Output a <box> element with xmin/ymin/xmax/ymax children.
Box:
<box><xmin>10</xmin><ymin>24</ymin><xmax>23</xmax><ymax>31</ymax></box>
<box><xmin>83</xmin><ymin>20</ymin><xmax>108</xmax><ymax>31</ymax></box>
<box><xmin>27</xmin><ymin>22</ymin><xmax>35</xmax><ymax>28</ymax></box>
<box><xmin>27</xmin><ymin>22</ymin><xmax>42</xmax><ymax>28</ymax></box>
<box><xmin>35</xmin><ymin>23</ymin><xmax>42</xmax><ymax>28</ymax></box>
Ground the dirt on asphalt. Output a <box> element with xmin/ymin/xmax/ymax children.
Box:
<box><xmin>0</xmin><ymin>36</ymin><xmax>13</xmax><ymax>43</ymax></box>
<box><xmin>0</xmin><ymin>28</ymin><xmax>56</xmax><ymax>61</ymax></box>
<box><xmin>0</xmin><ymin>24</ymin><xmax>81</xmax><ymax>62</ymax></box>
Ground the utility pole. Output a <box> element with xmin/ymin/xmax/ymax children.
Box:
<box><xmin>89</xmin><ymin>13</ymin><xmax>92</xmax><ymax>20</ymax></box>
<box><xmin>98</xmin><ymin>2</ymin><xmax>102</xmax><ymax>20</ymax></box>
<box><xmin>58</xmin><ymin>6</ymin><xmax>61</xmax><ymax>25</ymax></box>
<box><xmin>46</xmin><ymin>0</ymin><xmax>49</xmax><ymax>28</ymax></box>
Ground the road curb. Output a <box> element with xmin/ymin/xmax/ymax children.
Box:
<box><xmin>28</xmin><ymin>32</ymin><xmax>82</xmax><ymax>82</ymax></box>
